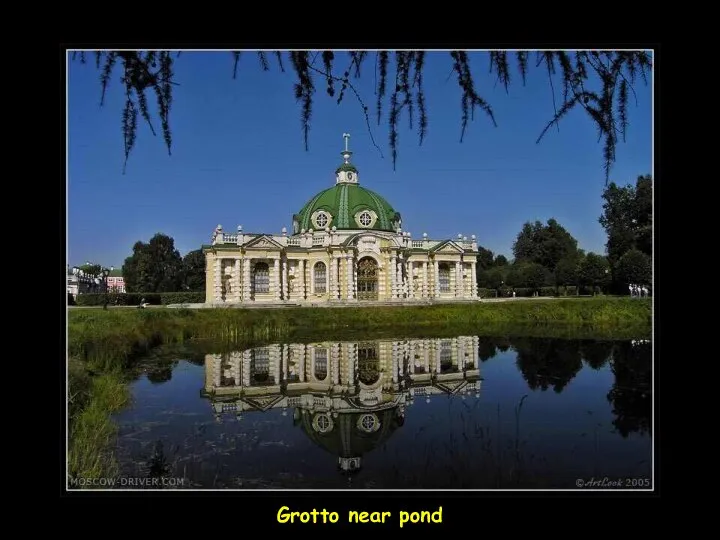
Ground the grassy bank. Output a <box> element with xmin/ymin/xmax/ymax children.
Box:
<box><xmin>66</xmin><ymin>297</ymin><xmax>651</xmax><ymax>485</ymax></box>
<box><xmin>70</xmin><ymin>298</ymin><xmax>650</xmax><ymax>365</ymax></box>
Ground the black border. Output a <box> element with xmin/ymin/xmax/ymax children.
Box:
<box><xmin>60</xmin><ymin>44</ymin><xmax>664</xmax><ymax>521</ymax></box>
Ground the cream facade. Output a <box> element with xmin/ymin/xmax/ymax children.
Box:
<box><xmin>203</xmin><ymin>336</ymin><xmax>482</xmax><ymax>474</ymax></box>
<box><xmin>202</xmin><ymin>134</ymin><xmax>480</xmax><ymax>305</ymax></box>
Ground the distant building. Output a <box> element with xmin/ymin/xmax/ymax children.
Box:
<box><xmin>106</xmin><ymin>268</ymin><xmax>125</xmax><ymax>293</ymax></box>
<box><xmin>67</xmin><ymin>263</ymin><xmax>122</xmax><ymax>298</ymax></box>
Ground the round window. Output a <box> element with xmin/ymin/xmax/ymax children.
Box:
<box><xmin>315</xmin><ymin>212</ymin><xmax>329</xmax><ymax>228</ymax></box>
<box><xmin>312</xmin><ymin>413</ymin><xmax>334</xmax><ymax>433</ymax></box>
<box><xmin>357</xmin><ymin>413</ymin><xmax>380</xmax><ymax>433</ymax></box>
<box><xmin>359</xmin><ymin>212</ymin><xmax>372</xmax><ymax>227</ymax></box>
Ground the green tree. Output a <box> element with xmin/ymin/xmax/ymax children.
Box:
<box><xmin>182</xmin><ymin>249</ymin><xmax>206</xmax><ymax>292</ymax></box>
<box><xmin>512</xmin><ymin>218</ymin><xmax>578</xmax><ymax>273</ymax></box>
<box><xmin>579</xmin><ymin>340</ymin><xmax>614</xmax><ymax>370</ymax></box>
<box><xmin>513</xmin><ymin>338</ymin><xmax>584</xmax><ymax>394</ymax></box>
<box><xmin>506</xmin><ymin>262</ymin><xmax>549</xmax><ymax>294</ymax></box>
<box><xmin>554</xmin><ymin>254</ymin><xmax>580</xmax><ymax>293</ymax></box>
<box><xmin>71</xmin><ymin>50</ymin><xmax>651</xmax><ymax>180</ymax></box>
<box><xmin>477</xmin><ymin>338</ymin><xmax>498</xmax><ymax>362</ymax></box>
<box><xmin>494</xmin><ymin>254</ymin><xmax>508</xmax><ymax>266</ymax></box>
<box><xmin>477</xmin><ymin>266</ymin><xmax>506</xmax><ymax>289</ymax></box>
<box><xmin>615</xmin><ymin>248</ymin><xmax>651</xmax><ymax>287</ymax></box>
<box><xmin>122</xmin><ymin>233</ymin><xmax>184</xmax><ymax>293</ymax></box>
<box><xmin>512</xmin><ymin>222</ymin><xmax>543</xmax><ymax>264</ymax></box>
<box><xmin>608</xmin><ymin>341</ymin><xmax>651</xmax><ymax>437</ymax></box>
<box><xmin>578</xmin><ymin>252</ymin><xmax>610</xmax><ymax>294</ymax></box>
<box><xmin>599</xmin><ymin>174</ymin><xmax>653</xmax><ymax>268</ymax></box>
<box><xmin>476</xmin><ymin>246</ymin><xmax>495</xmax><ymax>271</ymax></box>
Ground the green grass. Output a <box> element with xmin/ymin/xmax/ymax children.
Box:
<box><xmin>66</xmin><ymin>297</ymin><xmax>651</xmax><ymax>486</ymax></box>
<box><xmin>67</xmin><ymin>358</ymin><xmax>130</xmax><ymax>482</ymax></box>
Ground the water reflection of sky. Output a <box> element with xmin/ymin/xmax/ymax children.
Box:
<box><xmin>113</xmin><ymin>336</ymin><xmax>652</xmax><ymax>489</ymax></box>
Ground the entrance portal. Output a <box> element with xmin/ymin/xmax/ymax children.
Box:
<box><xmin>357</xmin><ymin>257</ymin><xmax>379</xmax><ymax>301</ymax></box>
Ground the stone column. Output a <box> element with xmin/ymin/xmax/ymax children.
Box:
<box><xmin>455</xmin><ymin>262</ymin><xmax>462</xmax><ymax>297</ymax></box>
<box><xmin>273</xmin><ymin>258</ymin><xmax>281</xmax><ymax>300</ymax></box>
<box><xmin>396</xmin><ymin>258</ymin><xmax>403</xmax><ymax>299</ymax></box>
<box><xmin>232</xmin><ymin>351</ymin><xmax>241</xmax><ymax>387</ymax></box>
<box><xmin>434</xmin><ymin>341</ymin><xmax>441</xmax><ymax>374</ymax></box>
<box><xmin>470</xmin><ymin>262</ymin><xmax>477</xmax><ymax>297</ymax></box>
<box><xmin>333</xmin><ymin>257</ymin><xmax>341</xmax><ymax>299</ymax></box>
<box><xmin>331</xmin><ymin>344</ymin><xmax>340</xmax><ymax>385</ymax></box>
<box><xmin>213</xmin><ymin>354</ymin><xmax>221</xmax><ymax>387</ymax></box>
<box><xmin>392</xmin><ymin>342</ymin><xmax>399</xmax><ymax>383</ymax></box>
<box><xmin>242</xmin><ymin>350</ymin><xmax>252</xmax><ymax>387</ymax></box>
<box><xmin>472</xmin><ymin>336</ymin><xmax>479</xmax><ymax>369</ymax></box>
<box><xmin>327</xmin><ymin>255</ymin><xmax>332</xmax><ymax>296</ymax></box>
<box><xmin>214</xmin><ymin>257</ymin><xmax>222</xmax><ymax>302</ymax></box>
<box><xmin>390</xmin><ymin>253</ymin><xmax>397</xmax><ymax>298</ymax></box>
<box><xmin>295</xmin><ymin>260</ymin><xmax>302</xmax><ymax>300</ymax></box>
<box><xmin>405</xmin><ymin>261</ymin><xmax>411</xmax><ymax>299</ymax></box>
<box><xmin>281</xmin><ymin>259</ymin><xmax>288</xmax><ymax>300</ymax></box>
<box><xmin>234</xmin><ymin>258</ymin><xmax>242</xmax><ymax>302</ymax></box>
<box><xmin>298</xmin><ymin>345</ymin><xmax>306</xmax><ymax>382</ymax></box>
<box><xmin>347</xmin><ymin>344</ymin><xmax>355</xmax><ymax>386</ymax></box>
<box><xmin>434</xmin><ymin>260</ymin><xmax>440</xmax><ymax>297</ymax></box>
<box><xmin>422</xmin><ymin>261</ymin><xmax>428</xmax><ymax>298</ymax></box>
<box><xmin>352</xmin><ymin>257</ymin><xmax>357</xmax><ymax>297</ymax></box>
<box><xmin>242</xmin><ymin>258</ymin><xmax>251</xmax><ymax>301</ymax></box>
<box><xmin>345</xmin><ymin>254</ymin><xmax>352</xmax><ymax>299</ymax></box>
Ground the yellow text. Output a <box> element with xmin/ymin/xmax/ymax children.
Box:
<box><xmin>276</xmin><ymin>506</ymin><xmax>339</xmax><ymax>524</ymax></box>
<box><xmin>399</xmin><ymin>507</ymin><xmax>443</xmax><ymax>528</ymax></box>
<box><xmin>348</xmin><ymin>510</ymin><xmax>392</xmax><ymax>524</ymax></box>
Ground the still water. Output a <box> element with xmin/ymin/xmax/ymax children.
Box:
<box><xmin>113</xmin><ymin>335</ymin><xmax>652</xmax><ymax>489</ymax></box>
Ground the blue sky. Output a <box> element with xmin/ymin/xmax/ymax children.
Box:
<box><xmin>68</xmin><ymin>51</ymin><xmax>652</xmax><ymax>268</ymax></box>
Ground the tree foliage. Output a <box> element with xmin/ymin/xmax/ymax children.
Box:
<box><xmin>615</xmin><ymin>249</ymin><xmax>651</xmax><ymax>286</ymax></box>
<box><xmin>512</xmin><ymin>218</ymin><xmax>578</xmax><ymax>272</ymax></box>
<box><xmin>578</xmin><ymin>252</ymin><xmax>610</xmax><ymax>292</ymax></box>
<box><xmin>494</xmin><ymin>254</ymin><xmax>508</xmax><ymax>266</ymax></box>
<box><xmin>599</xmin><ymin>174</ymin><xmax>652</xmax><ymax>266</ymax></box>
<box><xmin>122</xmin><ymin>233</ymin><xmax>184</xmax><ymax>293</ymax></box>
<box><xmin>182</xmin><ymin>249</ymin><xmax>206</xmax><ymax>292</ymax></box>
<box><xmin>513</xmin><ymin>337</ymin><xmax>584</xmax><ymax>393</ymax></box>
<box><xmin>71</xmin><ymin>50</ymin><xmax>651</xmax><ymax>179</ymax></box>
<box><xmin>608</xmin><ymin>340</ymin><xmax>651</xmax><ymax>438</ymax></box>
<box><xmin>476</xmin><ymin>246</ymin><xmax>495</xmax><ymax>271</ymax></box>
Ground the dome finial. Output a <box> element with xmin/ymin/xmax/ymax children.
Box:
<box><xmin>341</xmin><ymin>132</ymin><xmax>352</xmax><ymax>163</ymax></box>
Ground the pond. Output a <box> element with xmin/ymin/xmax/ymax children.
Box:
<box><xmin>113</xmin><ymin>335</ymin><xmax>652</xmax><ymax>489</ymax></box>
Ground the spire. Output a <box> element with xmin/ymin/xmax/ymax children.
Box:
<box><xmin>336</xmin><ymin>132</ymin><xmax>359</xmax><ymax>184</ymax></box>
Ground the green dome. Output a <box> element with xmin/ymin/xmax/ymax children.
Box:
<box><xmin>296</xmin><ymin>409</ymin><xmax>404</xmax><ymax>458</ymax></box>
<box><xmin>294</xmin><ymin>184</ymin><xmax>401</xmax><ymax>233</ymax></box>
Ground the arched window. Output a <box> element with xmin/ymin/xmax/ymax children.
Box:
<box><xmin>438</xmin><ymin>263</ymin><xmax>451</xmax><ymax>292</ymax></box>
<box><xmin>314</xmin><ymin>262</ymin><xmax>327</xmax><ymax>293</ymax></box>
<box><xmin>250</xmin><ymin>347</ymin><xmax>271</xmax><ymax>384</ymax></box>
<box><xmin>254</xmin><ymin>262</ymin><xmax>269</xmax><ymax>293</ymax></box>
<box><xmin>314</xmin><ymin>348</ymin><xmax>328</xmax><ymax>380</ymax></box>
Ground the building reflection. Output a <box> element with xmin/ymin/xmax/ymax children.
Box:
<box><xmin>202</xmin><ymin>336</ymin><xmax>482</xmax><ymax>475</ymax></box>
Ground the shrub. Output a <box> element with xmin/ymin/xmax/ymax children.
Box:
<box><xmin>74</xmin><ymin>292</ymin><xmax>205</xmax><ymax>306</ymax></box>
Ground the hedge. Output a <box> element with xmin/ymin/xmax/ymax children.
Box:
<box><xmin>477</xmin><ymin>286</ymin><xmax>605</xmax><ymax>298</ymax></box>
<box><xmin>74</xmin><ymin>292</ymin><xmax>205</xmax><ymax>306</ymax></box>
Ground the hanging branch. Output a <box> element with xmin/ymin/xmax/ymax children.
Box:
<box><xmin>75</xmin><ymin>50</ymin><xmax>651</xmax><ymax>181</ymax></box>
